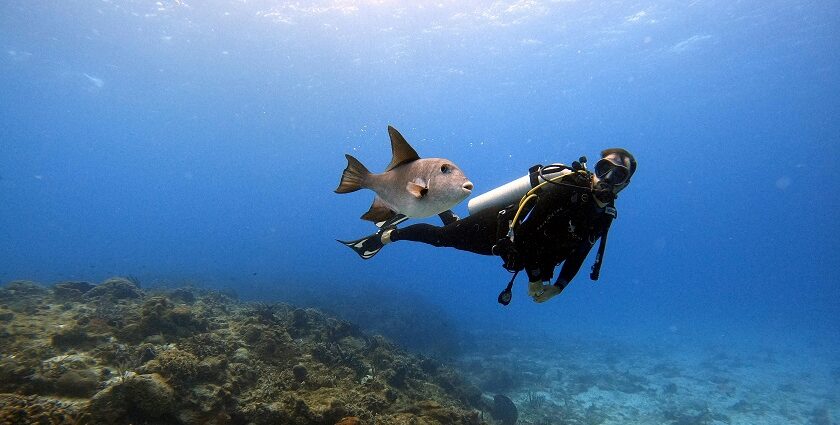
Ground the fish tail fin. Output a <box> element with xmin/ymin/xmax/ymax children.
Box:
<box><xmin>335</xmin><ymin>154</ymin><xmax>370</xmax><ymax>194</ymax></box>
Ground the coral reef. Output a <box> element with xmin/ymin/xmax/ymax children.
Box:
<box><xmin>0</xmin><ymin>394</ymin><xmax>83</xmax><ymax>424</ymax></box>
<box><xmin>489</xmin><ymin>394</ymin><xmax>518</xmax><ymax>425</ymax></box>
<box><xmin>4</xmin><ymin>279</ymin><xmax>835</xmax><ymax>424</ymax></box>
<box><xmin>273</xmin><ymin>282</ymin><xmax>468</xmax><ymax>359</ymax></box>
<box><xmin>0</xmin><ymin>278</ymin><xmax>491</xmax><ymax>425</ymax></box>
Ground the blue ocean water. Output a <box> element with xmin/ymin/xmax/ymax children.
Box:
<box><xmin>1</xmin><ymin>0</ymin><xmax>838</xmax><ymax>420</ymax></box>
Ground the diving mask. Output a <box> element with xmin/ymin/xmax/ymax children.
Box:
<box><xmin>594</xmin><ymin>158</ymin><xmax>630</xmax><ymax>186</ymax></box>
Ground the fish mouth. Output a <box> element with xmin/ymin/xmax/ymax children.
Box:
<box><xmin>462</xmin><ymin>181</ymin><xmax>474</xmax><ymax>194</ymax></box>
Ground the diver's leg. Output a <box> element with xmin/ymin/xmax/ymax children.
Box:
<box><xmin>389</xmin><ymin>208</ymin><xmax>498</xmax><ymax>255</ymax></box>
<box><xmin>378</xmin><ymin>214</ymin><xmax>408</xmax><ymax>229</ymax></box>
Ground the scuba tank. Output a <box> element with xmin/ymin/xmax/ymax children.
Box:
<box><xmin>467</xmin><ymin>163</ymin><xmax>574</xmax><ymax>215</ymax></box>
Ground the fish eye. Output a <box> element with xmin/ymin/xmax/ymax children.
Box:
<box><xmin>440</xmin><ymin>164</ymin><xmax>451</xmax><ymax>173</ymax></box>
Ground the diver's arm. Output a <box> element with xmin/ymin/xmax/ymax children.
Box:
<box><xmin>529</xmin><ymin>255</ymin><xmax>573</xmax><ymax>302</ymax></box>
<box><xmin>556</xmin><ymin>239</ymin><xmax>596</xmax><ymax>285</ymax></box>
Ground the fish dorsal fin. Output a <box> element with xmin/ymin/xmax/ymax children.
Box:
<box><xmin>406</xmin><ymin>178</ymin><xmax>428</xmax><ymax>199</ymax></box>
<box><xmin>360</xmin><ymin>196</ymin><xmax>397</xmax><ymax>223</ymax></box>
<box><xmin>385</xmin><ymin>126</ymin><xmax>421</xmax><ymax>171</ymax></box>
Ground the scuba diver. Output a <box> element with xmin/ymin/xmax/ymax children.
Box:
<box><xmin>339</xmin><ymin>148</ymin><xmax>636</xmax><ymax>304</ymax></box>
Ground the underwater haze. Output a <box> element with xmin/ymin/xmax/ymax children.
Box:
<box><xmin>1</xmin><ymin>0</ymin><xmax>839</xmax><ymax>423</ymax></box>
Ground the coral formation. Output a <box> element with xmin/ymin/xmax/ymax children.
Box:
<box><xmin>0</xmin><ymin>394</ymin><xmax>82</xmax><ymax>424</ymax></box>
<box><xmin>52</xmin><ymin>281</ymin><xmax>94</xmax><ymax>301</ymax></box>
<box><xmin>0</xmin><ymin>278</ymin><xmax>490</xmax><ymax>425</ymax></box>
<box><xmin>87</xmin><ymin>372</ymin><xmax>176</xmax><ymax>423</ymax></box>
<box><xmin>84</xmin><ymin>277</ymin><xmax>142</xmax><ymax>301</ymax></box>
<box><xmin>490</xmin><ymin>394</ymin><xmax>518</xmax><ymax>425</ymax></box>
<box><xmin>4</xmin><ymin>279</ymin><xmax>834</xmax><ymax>424</ymax></box>
<box><xmin>281</xmin><ymin>283</ymin><xmax>468</xmax><ymax>359</ymax></box>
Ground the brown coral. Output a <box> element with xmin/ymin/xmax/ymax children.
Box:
<box><xmin>84</xmin><ymin>277</ymin><xmax>142</xmax><ymax>301</ymax></box>
<box><xmin>0</xmin><ymin>278</ymin><xmax>488</xmax><ymax>425</ymax></box>
<box><xmin>0</xmin><ymin>394</ymin><xmax>81</xmax><ymax>425</ymax></box>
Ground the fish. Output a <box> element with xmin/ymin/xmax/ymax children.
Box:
<box><xmin>335</xmin><ymin>125</ymin><xmax>473</xmax><ymax>223</ymax></box>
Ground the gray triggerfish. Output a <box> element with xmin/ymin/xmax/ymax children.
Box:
<box><xmin>335</xmin><ymin>126</ymin><xmax>473</xmax><ymax>223</ymax></box>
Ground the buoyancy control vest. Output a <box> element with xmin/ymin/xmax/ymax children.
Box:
<box><xmin>493</xmin><ymin>160</ymin><xmax>616</xmax><ymax>305</ymax></box>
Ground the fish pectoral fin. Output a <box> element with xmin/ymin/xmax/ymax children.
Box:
<box><xmin>385</xmin><ymin>126</ymin><xmax>421</xmax><ymax>171</ymax></box>
<box><xmin>360</xmin><ymin>197</ymin><xmax>397</xmax><ymax>223</ymax></box>
<box><xmin>406</xmin><ymin>179</ymin><xmax>428</xmax><ymax>199</ymax></box>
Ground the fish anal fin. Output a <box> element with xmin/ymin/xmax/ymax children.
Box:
<box><xmin>361</xmin><ymin>197</ymin><xmax>397</xmax><ymax>223</ymax></box>
<box><xmin>385</xmin><ymin>126</ymin><xmax>421</xmax><ymax>171</ymax></box>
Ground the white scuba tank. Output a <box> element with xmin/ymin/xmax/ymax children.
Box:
<box><xmin>467</xmin><ymin>164</ymin><xmax>573</xmax><ymax>215</ymax></box>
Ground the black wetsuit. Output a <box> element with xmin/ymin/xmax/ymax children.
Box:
<box><xmin>390</xmin><ymin>171</ymin><xmax>615</xmax><ymax>285</ymax></box>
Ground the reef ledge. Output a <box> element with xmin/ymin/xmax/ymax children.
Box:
<box><xmin>0</xmin><ymin>278</ymin><xmax>490</xmax><ymax>425</ymax></box>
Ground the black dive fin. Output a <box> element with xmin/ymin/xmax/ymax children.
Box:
<box><xmin>337</xmin><ymin>233</ymin><xmax>384</xmax><ymax>260</ymax></box>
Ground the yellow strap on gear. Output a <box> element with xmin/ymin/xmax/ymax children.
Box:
<box><xmin>508</xmin><ymin>170</ymin><xmax>586</xmax><ymax>236</ymax></box>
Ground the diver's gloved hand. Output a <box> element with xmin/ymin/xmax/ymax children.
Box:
<box><xmin>528</xmin><ymin>280</ymin><xmax>545</xmax><ymax>297</ymax></box>
<box><xmin>503</xmin><ymin>253</ymin><xmax>521</xmax><ymax>272</ymax></box>
<box><xmin>492</xmin><ymin>238</ymin><xmax>521</xmax><ymax>271</ymax></box>
<box><xmin>530</xmin><ymin>279</ymin><xmax>568</xmax><ymax>303</ymax></box>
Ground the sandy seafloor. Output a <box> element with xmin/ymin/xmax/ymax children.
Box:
<box><xmin>457</xmin><ymin>330</ymin><xmax>839</xmax><ymax>425</ymax></box>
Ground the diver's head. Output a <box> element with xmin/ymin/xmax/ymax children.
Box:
<box><xmin>592</xmin><ymin>148</ymin><xmax>636</xmax><ymax>203</ymax></box>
